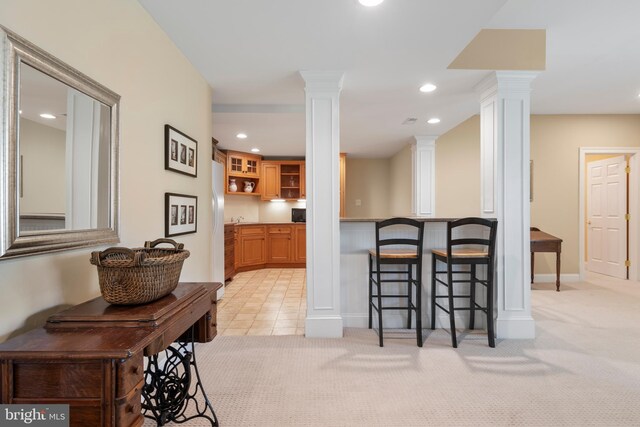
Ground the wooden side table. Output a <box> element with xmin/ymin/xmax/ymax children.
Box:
<box><xmin>0</xmin><ymin>282</ymin><xmax>222</xmax><ymax>426</ymax></box>
<box><xmin>530</xmin><ymin>229</ymin><xmax>563</xmax><ymax>291</ymax></box>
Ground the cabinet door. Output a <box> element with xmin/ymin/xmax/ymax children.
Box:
<box><xmin>300</xmin><ymin>163</ymin><xmax>305</xmax><ymax>199</ymax></box>
<box><xmin>240</xmin><ymin>235</ymin><xmax>266</xmax><ymax>266</ymax></box>
<box><xmin>261</xmin><ymin>163</ymin><xmax>280</xmax><ymax>200</ymax></box>
<box><xmin>228</xmin><ymin>153</ymin><xmax>244</xmax><ymax>176</ymax></box>
<box><xmin>339</xmin><ymin>153</ymin><xmax>346</xmax><ymax>217</ymax></box>
<box><xmin>244</xmin><ymin>157</ymin><xmax>261</xmax><ymax>178</ymax></box>
<box><xmin>268</xmin><ymin>226</ymin><xmax>292</xmax><ymax>262</ymax></box>
<box><xmin>294</xmin><ymin>225</ymin><xmax>306</xmax><ymax>263</ymax></box>
<box><xmin>234</xmin><ymin>228</ymin><xmax>239</xmax><ymax>269</ymax></box>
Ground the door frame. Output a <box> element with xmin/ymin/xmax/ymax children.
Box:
<box><xmin>579</xmin><ymin>147</ymin><xmax>640</xmax><ymax>281</ymax></box>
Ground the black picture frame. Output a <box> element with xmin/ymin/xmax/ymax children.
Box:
<box><xmin>165</xmin><ymin>124</ymin><xmax>198</xmax><ymax>177</ymax></box>
<box><xmin>165</xmin><ymin>192</ymin><xmax>198</xmax><ymax>237</ymax></box>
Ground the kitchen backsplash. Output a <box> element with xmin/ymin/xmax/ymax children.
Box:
<box><xmin>225</xmin><ymin>195</ymin><xmax>305</xmax><ymax>223</ymax></box>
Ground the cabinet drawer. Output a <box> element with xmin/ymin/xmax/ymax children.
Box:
<box><xmin>116</xmin><ymin>353</ymin><xmax>143</xmax><ymax>398</ymax></box>
<box><xmin>115</xmin><ymin>380</ymin><xmax>143</xmax><ymax>427</ymax></box>
<box><xmin>13</xmin><ymin>361</ymin><xmax>103</xmax><ymax>398</ymax></box>
<box><xmin>239</xmin><ymin>225</ymin><xmax>266</xmax><ymax>235</ymax></box>
<box><xmin>268</xmin><ymin>226</ymin><xmax>292</xmax><ymax>234</ymax></box>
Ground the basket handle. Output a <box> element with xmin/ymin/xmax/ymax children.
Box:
<box><xmin>91</xmin><ymin>247</ymin><xmax>145</xmax><ymax>267</ymax></box>
<box><xmin>144</xmin><ymin>238</ymin><xmax>184</xmax><ymax>251</ymax></box>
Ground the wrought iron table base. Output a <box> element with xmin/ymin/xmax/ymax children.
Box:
<box><xmin>142</xmin><ymin>327</ymin><xmax>218</xmax><ymax>426</ymax></box>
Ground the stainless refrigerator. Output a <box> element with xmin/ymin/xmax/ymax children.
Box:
<box><xmin>212</xmin><ymin>161</ymin><xmax>225</xmax><ymax>300</ymax></box>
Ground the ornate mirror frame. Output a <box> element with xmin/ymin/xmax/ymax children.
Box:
<box><xmin>0</xmin><ymin>26</ymin><xmax>120</xmax><ymax>259</ymax></box>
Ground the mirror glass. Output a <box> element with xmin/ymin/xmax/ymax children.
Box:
<box><xmin>18</xmin><ymin>63</ymin><xmax>112</xmax><ymax>235</ymax></box>
<box><xmin>0</xmin><ymin>26</ymin><xmax>119</xmax><ymax>259</ymax></box>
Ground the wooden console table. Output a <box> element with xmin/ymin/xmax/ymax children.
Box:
<box><xmin>530</xmin><ymin>228</ymin><xmax>563</xmax><ymax>291</ymax></box>
<box><xmin>0</xmin><ymin>282</ymin><xmax>222</xmax><ymax>426</ymax></box>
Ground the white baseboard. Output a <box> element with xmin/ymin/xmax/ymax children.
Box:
<box><xmin>533</xmin><ymin>273</ymin><xmax>580</xmax><ymax>283</ymax></box>
<box><xmin>496</xmin><ymin>316</ymin><xmax>535</xmax><ymax>339</ymax></box>
<box><xmin>305</xmin><ymin>316</ymin><xmax>343</xmax><ymax>338</ymax></box>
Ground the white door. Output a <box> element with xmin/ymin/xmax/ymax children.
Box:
<box><xmin>587</xmin><ymin>155</ymin><xmax>627</xmax><ymax>279</ymax></box>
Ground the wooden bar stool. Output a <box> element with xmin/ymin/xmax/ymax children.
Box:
<box><xmin>430</xmin><ymin>217</ymin><xmax>498</xmax><ymax>348</ymax></box>
<box><xmin>368</xmin><ymin>217</ymin><xmax>425</xmax><ymax>347</ymax></box>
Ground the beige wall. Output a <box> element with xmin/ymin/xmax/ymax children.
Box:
<box><xmin>345</xmin><ymin>158</ymin><xmax>391</xmax><ymax>218</ymax></box>
<box><xmin>433</xmin><ymin>114</ymin><xmax>640</xmax><ymax>275</ymax></box>
<box><xmin>435</xmin><ymin>115</ymin><xmax>481</xmax><ymax>218</ymax></box>
<box><xmin>532</xmin><ymin>115</ymin><xmax>640</xmax><ymax>275</ymax></box>
<box><xmin>0</xmin><ymin>0</ymin><xmax>213</xmax><ymax>342</ymax></box>
<box><xmin>389</xmin><ymin>144</ymin><xmax>412</xmax><ymax>216</ymax></box>
<box><xmin>19</xmin><ymin>118</ymin><xmax>66</xmax><ymax>214</ymax></box>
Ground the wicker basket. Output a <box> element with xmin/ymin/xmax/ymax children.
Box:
<box><xmin>90</xmin><ymin>238</ymin><xmax>190</xmax><ymax>305</ymax></box>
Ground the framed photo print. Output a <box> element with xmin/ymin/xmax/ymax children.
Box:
<box><xmin>165</xmin><ymin>124</ymin><xmax>197</xmax><ymax>177</ymax></box>
<box><xmin>165</xmin><ymin>192</ymin><xmax>197</xmax><ymax>237</ymax></box>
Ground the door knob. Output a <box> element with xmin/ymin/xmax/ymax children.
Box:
<box><xmin>587</xmin><ymin>221</ymin><xmax>592</xmax><ymax>225</ymax></box>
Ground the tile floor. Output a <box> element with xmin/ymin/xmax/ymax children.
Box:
<box><xmin>217</xmin><ymin>268</ymin><xmax>306</xmax><ymax>336</ymax></box>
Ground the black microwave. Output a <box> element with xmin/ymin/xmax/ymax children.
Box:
<box><xmin>291</xmin><ymin>208</ymin><xmax>306</xmax><ymax>223</ymax></box>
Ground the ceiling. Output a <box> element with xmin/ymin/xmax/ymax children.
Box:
<box><xmin>139</xmin><ymin>0</ymin><xmax>640</xmax><ymax>158</ymax></box>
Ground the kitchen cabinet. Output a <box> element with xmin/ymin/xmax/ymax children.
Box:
<box><xmin>234</xmin><ymin>226</ymin><xmax>239</xmax><ymax>270</ymax></box>
<box><xmin>226</xmin><ymin>150</ymin><xmax>262</xmax><ymax>196</ymax></box>
<box><xmin>227</xmin><ymin>150</ymin><xmax>261</xmax><ymax>177</ymax></box>
<box><xmin>300</xmin><ymin>164</ymin><xmax>306</xmax><ymax>199</ymax></box>
<box><xmin>238</xmin><ymin>225</ymin><xmax>267</xmax><ymax>267</ymax></box>
<box><xmin>260</xmin><ymin>161</ymin><xmax>305</xmax><ymax>201</ymax></box>
<box><xmin>340</xmin><ymin>153</ymin><xmax>346</xmax><ymax>217</ymax></box>
<box><xmin>261</xmin><ymin>162</ymin><xmax>280</xmax><ymax>200</ymax></box>
<box><xmin>293</xmin><ymin>224</ymin><xmax>306</xmax><ymax>263</ymax></box>
<box><xmin>267</xmin><ymin>225</ymin><xmax>293</xmax><ymax>262</ymax></box>
<box><xmin>232</xmin><ymin>224</ymin><xmax>305</xmax><ymax>273</ymax></box>
<box><xmin>224</xmin><ymin>224</ymin><xmax>235</xmax><ymax>281</ymax></box>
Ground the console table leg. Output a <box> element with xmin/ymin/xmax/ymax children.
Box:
<box><xmin>142</xmin><ymin>326</ymin><xmax>219</xmax><ymax>426</ymax></box>
<box><xmin>556</xmin><ymin>251</ymin><xmax>561</xmax><ymax>292</ymax></box>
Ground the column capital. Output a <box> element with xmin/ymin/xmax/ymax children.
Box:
<box><xmin>475</xmin><ymin>71</ymin><xmax>539</xmax><ymax>102</ymax></box>
<box><xmin>299</xmin><ymin>70</ymin><xmax>344</xmax><ymax>92</ymax></box>
<box><xmin>412</xmin><ymin>135</ymin><xmax>438</xmax><ymax>148</ymax></box>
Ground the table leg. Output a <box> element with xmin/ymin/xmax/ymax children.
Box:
<box><xmin>556</xmin><ymin>251</ymin><xmax>561</xmax><ymax>292</ymax></box>
<box><xmin>531</xmin><ymin>252</ymin><xmax>535</xmax><ymax>284</ymax></box>
<box><xmin>142</xmin><ymin>326</ymin><xmax>218</xmax><ymax>426</ymax></box>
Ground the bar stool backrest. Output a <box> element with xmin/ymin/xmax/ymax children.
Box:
<box><xmin>447</xmin><ymin>217</ymin><xmax>498</xmax><ymax>261</ymax></box>
<box><xmin>375</xmin><ymin>217</ymin><xmax>425</xmax><ymax>264</ymax></box>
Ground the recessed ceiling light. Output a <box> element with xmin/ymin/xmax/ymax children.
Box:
<box><xmin>19</xmin><ymin>110</ymin><xmax>22</xmax><ymax>114</ymax></box>
<box><xmin>251</xmin><ymin>148</ymin><xmax>260</xmax><ymax>153</ymax></box>
<box><xmin>40</xmin><ymin>113</ymin><xmax>56</xmax><ymax>119</ymax></box>
<box><xmin>236</xmin><ymin>133</ymin><xmax>247</xmax><ymax>139</ymax></box>
<box><xmin>427</xmin><ymin>118</ymin><xmax>441</xmax><ymax>124</ymax></box>
<box><xmin>359</xmin><ymin>0</ymin><xmax>384</xmax><ymax>6</ymax></box>
<box><xmin>420</xmin><ymin>83</ymin><xmax>437</xmax><ymax>93</ymax></box>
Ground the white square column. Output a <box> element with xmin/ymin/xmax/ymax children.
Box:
<box><xmin>411</xmin><ymin>136</ymin><xmax>437</xmax><ymax>218</ymax></box>
<box><xmin>300</xmin><ymin>71</ymin><xmax>344</xmax><ymax>338</ymax></box>
<box><xmin>476</xmin><ymin>71</ymin><xmax>537</xmax><ymax>339</ymax></box>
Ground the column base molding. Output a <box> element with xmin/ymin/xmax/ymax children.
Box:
<box><xmin>305</xmin><ymin>315</ymin><xmax>344</xmax><ymax>338</ymax></box>
<box><xmin>496</xmin><ymin>316</ymin><xmax>535</xmax><ymax>339</ymax></box>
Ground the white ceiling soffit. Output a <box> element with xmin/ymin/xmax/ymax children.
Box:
<box><xmin>139</xmin><ymin>0</ymin><xmax>640</xmax><ymax>158</ymax></box>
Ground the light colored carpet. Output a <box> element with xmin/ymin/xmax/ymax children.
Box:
<box><xmin>149</xmin><ymin>274</ymin><xmax>640</xmax><ymax>426</ymax></box>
